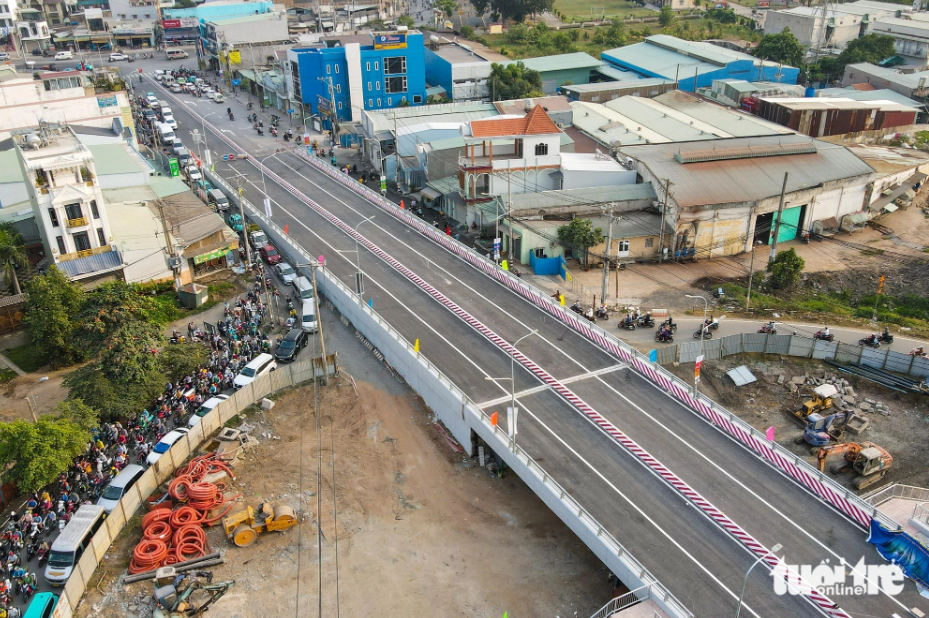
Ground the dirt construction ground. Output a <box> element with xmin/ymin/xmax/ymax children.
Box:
<box><xmin>666</xmin><ymin>354</ymin><xmax>929</xmax><ymax>490</ymax></box>
<box><xmin>79</xmin><ymin>376</ymin><xmax>609</xmax><ymax>618</ymax></box>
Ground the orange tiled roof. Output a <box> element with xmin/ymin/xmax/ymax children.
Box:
<box><xmin>470</xmin><ymin>104</ymin><xmax>560</xmax><ymax>138</ymax></box>
<box><xmin>850</xmin><ymin>83</ymin><xmax>876</xmax><ymax>91</ymax></box>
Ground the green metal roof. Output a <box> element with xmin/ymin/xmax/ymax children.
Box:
<box><xmin>88</xmin><ymin>145</ymin><xmax>144</xmax><ymax>176</ymax></box>
<box><xmin>149</xmin><ymin>176</ymin><xmax>192</xmax><ymax>198</ymax></box>
<box><xmin>0</xmin><ymin>151</ymin><xmax>24</xmax><ymax>184</ymax></box>
<box><xmin>518</xmin><ymin>52</ymin><xmax>602</xmax><ymax>73</ymax></box>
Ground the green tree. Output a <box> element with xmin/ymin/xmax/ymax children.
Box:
<box><xmin>23</xmin><ymin>266</ymin><xmax>84</xmax><ymax>368</ymax></box>
<box><xmin>488</xmin><ymin>62</ymin><xmax>544</xmax><ymax>100</ymax></box>
<box><xmin>63</xmin><ymin>364</ymin><xmax>164</xmax><ymax>422</ymax></box>
<box><xmin>76</xmin><ymin>282</ymin><xmax>161</xmax><ymax>346</ymax></box>
<box><xmin>97</xmin><ymin>320</ymin><xmax>163</xmax><ymax>384</ymax></box>
<box><xmin>0</xmin><ymin>224</ymin><xmax>26</xmax><ymax>295</ymax></box>
<box><xmin>160</xmin><ymin>342</ymin><xmax>211</xmax><ymax>381</ymax></box>
<box><xmin>471</xmin><ymin>0</ymin><xmax>491</xmax><ymax>15</ymax></box>
<box><xmin>437</xmin><ymin>0</ymin><xmax>457</xmax><ymax>17</ymax></box>
<box><xmin>397</xmin><ymin>15</ymin><xmax>415</xmax><ymax>28</ymax></box>
<box><xmin>659</xmin><ymin>6</ymin><xmax>675</xmax><ymax>27</ymax></box>
<box><xmin>837</xmin><ymin>34</ymin><xmax>895</xmax><ymax>66</ymax></box>
<box><xmin>0</xmin><ymin>416</ymin><xmax>89</xmax><ymax>492</ymax></box>
<box><xmin>507</xmin><ymin>23</ymin><xmax>530</xmax><ymax>43</ymax></box>
<box><xmin>460</xmin><ymin>25</ymin><xmax>475</xmax><ymax>39</ymax></box>
<box><xmin>55</xmin><ymin>399</ymin><xmax>100</xmax><ymax>432</ymax></box>
<box><xmin>753</xmin><ymin>28</ymin><xmax>804</xmax><ymax>68</ymax></box>
<box><xmin>552</xmin><ymin>31</ymin><xmax>575</xmax><ymax>52</ymax></box>
<box><xmin>557</xmin><ymin>218</ymin><xmax>604</xmax><ymax>266</ymax></box>
<box><xmin>766</xmin><ymin>248</ymin><xmax>805</xmax><ymax>289</ymax></box>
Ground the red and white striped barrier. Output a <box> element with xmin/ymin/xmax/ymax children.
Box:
<box><xmin>163</xmin><ymin>90</ymin><xmax>854</xmax><ymax>616</ymax></box>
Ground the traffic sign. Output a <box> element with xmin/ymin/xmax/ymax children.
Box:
<box><xmin>287</xmin><ymin>108</ymin><xmax>294</xmax><ymax>114</ymax></box>
<box><xmin>222</xmin><ymin>155</ymin><xmax>229</xmax><ymax>161</ymax></box>
<box><xmin>231</xmin><ymin>79</ymin><xmax>241</xmax><ymax>86</ymax></box>
<box><xmin>228</xmin><ymin>154</ymin><xmax>236</xmax><ymax>160</ymax></box>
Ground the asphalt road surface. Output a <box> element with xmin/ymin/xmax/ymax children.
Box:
<box><xmin>134</xmin><ymin>59</ymin><xmax>926</xmax><ymax>617</ymax></box>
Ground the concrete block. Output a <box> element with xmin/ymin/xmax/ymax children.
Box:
<box><xmin>261</xmin><ymin>398</ymin><xmax>275</xmax><ymax>410</ymax></box>
<box><xmin>859</xmin><ymin>402</ymin><xmax>871</xmax><ymax>412</ymax></box>
<box><xmin>844</xmin><ymin>387</ymin><xmax>856</xmax><ymax>398</ymax></box>
<box><xmin>791</xmin><ymin>376</ymin><xmax>805</xmax><ymax>385</ymax></box>
<box><xmin>777</xmin><ymin>374</ymin><xmax>786</xmax><ymax>384</ymax></box>
<box><xmin>788</xmin><ymin>382</ymin><xmax>798</xmax><ymax>394</ymax></box>
<box><xmin>845</xmin><ymin>414</ymin><xmax>870</xmax><ymax>435</ymax></box>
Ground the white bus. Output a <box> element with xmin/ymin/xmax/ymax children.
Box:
<box><xmin>165</xmin><ymin>49</ymin><xmax>189</xmax><ymax>60</ymax></box>
<box><xmin>44</xmin><ymin>505</ymin><xmax>106</xmax><ymax>586</ymax></box>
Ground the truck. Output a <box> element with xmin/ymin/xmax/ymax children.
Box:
<box><xmin>156</xmin><ymin>122</ymin><xmax>177</xmax><ymax>145</ymax></box>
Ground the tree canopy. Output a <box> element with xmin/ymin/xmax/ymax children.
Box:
<box><xmin>491</xmin><ymin>0</ymin><xmax>554</xmax><ymax>24</ymax></box>
<box><xmin>837</xmin><ymin>34</ymin><xmax>895</xmax><ymax>66</ymax></box>
<box><xmin>24</xmin><ymin>266</ymin><xmax>85</xmax><ymax>367</ymax></box>
<box><xmin>489</xmin><ymin>62</ymin><xmax>544</xmax><ymax>101</ymax></box>
<box><xmin>767</xmin><ymin>248</ymin><xmax>805</xmax><ymax>289</ymax></box>
<box><xmin>0</xmin><ymin>415</ymin><xmax>89</xmax><ymax>492</ymax></box>
<box><xmin>753</xmin><ymin>28</ymin><xmax>805</xmax><ymax>68</ymax></box>
<box><xmin>0</xmin><ymin>223</ymin><xmax>26</xmax><ymax>296</ymax></box>
<box><xmin>659</xmin><ymin>6</ymin><xmax>675</xmax><ymax>27</ymax></box>
<box><xmin>557</xmin><ymin>219</ymin><xmax>604</xmax><ymax>265</ymax></box>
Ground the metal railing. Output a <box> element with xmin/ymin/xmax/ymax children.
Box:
<box><xmin>57</xmin><ymin>245</ymin><xmax>111</xmax><ymax>262</ymax></box>
<box><xmin>66</xmin><ymin>216</ymin><xmax>88</xmax><ymax>228</ymax></box>
<box><xmin>863</xmin><ymin>483</ymin><xmax>929</xmax><ymax>507</ymax></box>
<box><xmin>588</xmin><ymin>586</ymin><xmax>649</xmax><ymax>618</ymax></box>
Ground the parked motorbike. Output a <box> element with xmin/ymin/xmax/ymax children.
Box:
<box><xmin>247</xmin><ymin>101</ymin><xmax>253</xmax><ymax>110</ymax></box>
<box><xmin>813</xmin><ymin>330</ymin><xmax>834</xmax><ymax>342</ymax></box>
<box><xmin>859</xmin><ymin>336</ymin><xmax>881</xmax><ymax>348</ymax></box>
<box><xmin>693</xmin><ymin>329</ymin><xmax>713</xmax><ymax>340</ymax></box>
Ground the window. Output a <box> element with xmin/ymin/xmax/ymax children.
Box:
<box><xmin>377</xmin><ymin>98</ymin><xmax>381</xmax><ymax>106</ymax></box>
<box><xmin>384</xmin><ymin>56</ymin><xmax>406</xmax><ymax>75</ymax></box>
<box><xmin>534</xmin><ymin>142</ymin><xmax>549</xmax><ymax>156</ymax></box>
<box><xmin>326</xmin><ymin>64</ymin><xmax>331</xmax><ymax>75</ymax></box>
<box><xmin>64</xmin><ymin>202</ymin><xmax>83</xmax><ymax>221</ymax></box>
<box><xmin>47</xmin><ymin>208</ymin><xmax>59</xmax><ymax>227</ymax></box>
<box><xmin>90</xmin><ymin>200</ymin><xmax>100</xmax><ymax>218</ymax></box>
<box><xmin>73</xmin><ymin>232</ymin><xmax>91</xmax><ymax>252</ymax></box>
<box><xmin>375</xmin><ymin>81</ymin><xmax>380</xmax><ymax>91</ymax></box>
<box><xmin>335</xmin><ymin>84</ymin><xmax>341</xmax><ymax>93</ymax></box>
<box><xmin>131</xmin><ymin>13</ymin><xmax>137</xmax><ymax>18</ymax></box>
<box><xmin>645</xmin><ymin>237</ymin><xmax>654</xmax><ymax>248</ymax></box>
<box><xmin>616</xmin><ymin>240</ymin><xmax>629</xmax><ymax>254</ymax></box>
<box><xmin>368</xmin><ymin>98</ymin><xmax>373</xmax><ymax>106</ymax></box>
<box><xmin>291</xmin><ymin>60</ymin><xmax>302</xmax><ymax>99</ymax></box>
<box><xmin>97</xmin><ymin>228</ymin><xmax>106</xmax><ymax>245</ymax></box>
<box><xmin>385</xmin><ymin>76</ymin><xmax>406</xmax><ymax>94</ymax></box>
<box><xmin>55</xmin><ymin>236</ymin><xmax>65</xmax><ymax>254</ymax></box>
<box><xmin>387</xmin><ymin>98</ymin><xmax>391</xmax><ymax>105</ymax></box>
<box><xmin>366</xmin><ymin>61</ymin><xmax>370</xmax><ymax>71</ymax></box>
<box><xmin>413</xmin><ymin>95</ymin><xmax>422</xmax><ymax>104</ymax></box>
<box><xmin>367</xmin><ymin>81</ymin><xmax>371</xmax><ymax>90</ymax></box>
<box><xmin>337</xmin><ymin>102</ymin><xmax>342</xmax><ymax>110</ymax></box>
<box><xmin>334</xmin><ymin>64</ymin><xmax>339</xmax><ymax>73</ymax></box>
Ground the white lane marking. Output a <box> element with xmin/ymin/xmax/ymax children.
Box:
<box><xmin>265</xmin><ymin>152</ymin><xmax>906</xmax><ymax>609</ymax></box>
<box><xmin>240</xmin><ymin>177</ymin><xmax>762</xmax><ymax>618</ymax></box>
<box><xmin>221</xmin><ymin>130</ymin><xmax>236</xmax><ymax>135</ymax></box>
<box><xmin>478</xmin><ymin>364</ymin><xmax>627</xmax><ymax>408</ymax></box>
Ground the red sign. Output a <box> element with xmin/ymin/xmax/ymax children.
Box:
<box><xmin>162</xmin><ymin>19</ymin><xmax>181</xmax><ymax>29</ymax></box>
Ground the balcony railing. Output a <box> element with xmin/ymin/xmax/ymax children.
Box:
<box><xmin>58</xmin><ymin>245</ymin><xmax>110</xmax><ymax>262</ymax></box>
<box><xmin>66</xmin><ymin>216</ymin><xmax>88</xmax><ymax>228</ymax></box>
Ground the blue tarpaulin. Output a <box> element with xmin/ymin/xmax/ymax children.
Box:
<box><xmin>529</xmin><ymin>253</ymin><xmax>565</xmax><ymax>277</ymax></box>
<box><xmin>867</xmin><ymin>519</ymin><xmax>929</xmax><ymax>589</ymax></box>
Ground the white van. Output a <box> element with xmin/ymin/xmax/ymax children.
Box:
<box><xmin>54</xmin><ymin>50</ymin><xmax>73</xmax><ymax>60</ymax></box>
<box><xmin>157</xmin><ymin>122</ymin><xmax>176</xmax><ymax>145</ymax></box>
<box><xmin>96</xmin><ymin>464</ymin><xmax>145</xmax><ymax>513</ymax></box>
<box><xmin>301</xmin><ymin>299</ymin><xmax>318</xmax><ymax>334</ymax></box>
<box><xmin>166</xmin><ymin>49</ymin><xmax>189</xmax><ymax>60</ymax></box>
<box><xmin>45</xmin><ymin>505</ymin><xmax>106</xmax><ymax>586</ymax></box>
<box><xmin>233</xmin><ymin>353</ymin><xmax>276</xmax><ymax>389</ymax></box>
<box><xmin>293</xmin><ymin>276</ymin><xmax>313</xmax><ymax>301</ymax></box>
<box><xmin>209</xmin><ymin>188</ymin><xmax>230</xmax><ymax>211</ymax></box>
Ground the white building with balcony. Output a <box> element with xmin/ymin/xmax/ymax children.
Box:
<box><xmin>15</xmin><ymin>125</ymin><xmax>123</xmax><ymax>283</ymax></box>
<box><xmin>458</xmin><ymin>105</ymin><xmax>633</xmax><ymax>229</ymax></box>
<box><xmin>15</xmin><ymin>7</ymin><xmax>50</xmax><ymax>54</ymax></box>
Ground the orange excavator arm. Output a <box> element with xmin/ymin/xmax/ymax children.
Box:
<box><xmin>816</xmin><ymin>442</ymin><xmax>861</xmax><ymax>472</ymax></box>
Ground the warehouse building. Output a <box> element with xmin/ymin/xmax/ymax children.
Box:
<box><xmin>752</xmin><ymin>97</ymin><xmax>918</xmax><ymax>137</ymax></box>
<box><xmin>842</xmin><ymin>62</ymin><xmax>929</xmax><ymax>99</ymax></box>
<box><xmin>620</xmin><ymin>135</ymin><xmax>876</xmax><ymax>259</ymax></box>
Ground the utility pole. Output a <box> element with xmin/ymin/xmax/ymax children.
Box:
<box><xmin>156</xmin><ymin>200</ymin><xmax>182</xmax><ymax>290</ymax></box>
<box><xmin>658</xmin><ymin>178</ymin><xmax>672</xmax><ymax>263</ymax></box>
<box><xmin>746</xmin><ymin>242</ymin><xmax>757</xmax><ymax>310</ymax></box>
<box><xmin>600</xmin><ymin>203</ymin><xmax>615</xmax><ymax>306</ymax></box>
<box><xmin>769</xmin><ymin>172</ymin><xmax>789</xmax><ymax>261</ymax></box>
<box><xmin>311</xmin><ymin>264</ymin><xmax>329</xmax><ymax>385</ymax></box>
<box><xmin>232</xmin><ymin>172</ymin><xmax>252</xmax><ymax>267</ymax></box>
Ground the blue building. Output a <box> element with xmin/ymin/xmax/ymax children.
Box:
<box><xmin>601</xmin><ymin>35</ymin><xmax>799</xmax><ymax>92</ymax></box>
<box><xmin>287</xmin><ymin>31</ymin><xmax>427</xmax><ymax>139</ymax></box>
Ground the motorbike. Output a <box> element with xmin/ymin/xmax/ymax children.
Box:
<box><xmin>859</xmin><ymin>337</ymin><xmax>881</xmax><ymax>348</ymax></box>
<box><xmin>758</xmin><ymin>323</ymin><xmax>777</xmax><ymax>335</ymax></box>
<box><xmin>635</xmin><ymin>315</ymin><xmax>655</xmax><ymax>328</ymax></box>
<box><xmin>659</xmin><ymin>319</ymin><xmax>678</xmax><ymax>333</ymax></box>
<box><xmin>813</xmin><ymin>330</ymin><xmax>834</xmax><ymax>342</ymax></box>
<box><xmin>247</xmin><ymin>101</ymin><xmax>253</xmax><ymax>110</ymax></box>
<box><xmin>256</xmin><ymin>128</ymin><xmax>264</xmax><ymax>136</ymax></box>
<box><xmin>25</xmin><ymin>540</ymin><xmax>37</xmax><ymax>562</ymax></box>
<box><xmin>270</xmin><ymin>127</ymin><xmax>278</xmax><ymax>137</ymax></box>
<box><xmin>878</xmin><ymin>331</ymin><xmax>894</xmax><ymax>344</ymax></box>
<box><xmin>22</xmin><ymin>580</ymin><xmax>35</xmax><ymax>602</ymax></box>
<box><xmin>617</xmin><ymin>319</ymin><xmax>636</xmax><ymax>331</ymax></box>
<box><xmin>569</xmin><ymin>301</ymin><xmax>583</xmax><ymax>315</ymax></box>
<box><xmin>228</xmin><ymin>112</ymin><xmax>234</xmax><ymax>121</ymax></box>
<box><xmin>693</xmin><ymin>329</ymin><xmax>713</xmax><ymax>340</ymax></box>
<box><xmin>655</xmin><ymin>332</ymin><xmax>673</xmax><ymax>343</ymax></box>
<box><xmin>36</xmin><ymin>546</ymin><xmax>48</xmax><ymax>566</ymax></box>
<box><xmin>594</xmin><ymin>307</ymin><xmax>609</xmax><ymax>320</ymax></box>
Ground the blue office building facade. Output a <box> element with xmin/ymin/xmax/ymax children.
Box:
<box><xmin>288</xmin><ymin>32</ymin><xmax>426</xmax><ymax>136</ymax></box>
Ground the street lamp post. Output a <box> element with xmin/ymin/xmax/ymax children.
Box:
<box><xmin>685</xmin><ymin>294</ymin><xmax>708</xmax><ymax>398</ymax></box>
<box><xmin>736</xmin><ymin>543</ymin><xmax>782</xmax><ymax>618</ymax></box>
<box><xmin>199</xmin><ymin>111</ymin><xmax>215</xmax><ymax>168</ymax></box>
<box><xmin>485</xmin><ymin>329</ymin><xmax>538</xmax><ymax>450</ymax></box>
<box><xmin>24</xmin><ymin>376</ymin><xmax>49</xmax><ymax>423</ymax></box>
<box><xmin>353</xmin><ymin>215</ymin><xmax>375</xmax><ymax>296</ymax></box>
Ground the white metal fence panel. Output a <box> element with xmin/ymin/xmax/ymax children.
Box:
<box><xmin>884</xmin><ymin>350</ymin><xmax>913</xmax><ymax>374</ymax></box>
<box><xmin>679</xmin><ymin>341</ymin><xmax>702</xmax><ymax>363</ymax></box>
<box><xmin>790</xmin><ymin>337</ymin><xmax>815</xmax><ymax>358</ymax></box>
<box><xmin>835</xmin><ymin>342</ymin><xmax>862</xmax><ymax>365</ymax></box>
<box><xmin>861</xmin><ymin>347</ymin><xmax>887</xmax><ymax>370</ymax></box>
<box><xmin>912</xmin><ymin>356</ymin><xmax>929</xmax><ymax>378</ymax></box>
<box><xmin>811</xmin><ymin>340</ymin><xmax>837</xmax><ymax>360</ymax></box>
<box><xmin>764</xmin><ymin>334</ymin><xmax>792</xmax><ymax>355</ymax></box>
<box><xmin>741</xmin><ymin>332</ymin><xmax>768</xmax><ymax>354</ymax></box>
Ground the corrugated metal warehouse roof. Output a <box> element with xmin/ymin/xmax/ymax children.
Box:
<box><xmin>653</xmin><ymin>91</ymin><xmax>792</xmax><ymax>137</ymax></box>
<box><xmin>815</xmin><ymin>87</ymin><xmax>924</xmax><ymax>108</ymax></box>
<box><xmin>622</xmin><ymin>135</ymin><xmax>876</xmax><ymax>208</ymax></box>
<box><xmin>518</xmin><ymin>52</ymin><xmax>603</xmax><ymax>72</ymax></box>
<box><xmin>364</xmin><ymin>101</ymin><xmax>498</xmax><ymax>132</ymax></box>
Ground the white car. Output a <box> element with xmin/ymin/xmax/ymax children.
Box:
<box><xmin>187</xmin><ymin>395</ymin><xmax>229</xmax><ymax>428</ymax></box>
<box><xmin>54</xmin><ymin>50</ymin><xmax>73</xmax><ymax>60</ymax></box>
<box><xmin>213</xmin><ymin>93</ymin><xmax>225</xmax><ymax>103</ymax></box>
<box><xmin>163</xmin><ymin>113</ymin><xmax>178</xmax><ymax>130</ymax></box>
<box><xmin>275</xmin><ymin>262</ymin><xmax>297</xmax><ymax>285</ymax></box>
<box><xmin>170</xmin><ymin>84</ymin><xmax>182</xmax><ymax>93</ymax></box>
<box><xmin>109</xmin><ymin>52</ymin><xmax>128</xmax><ymax>61</ymax></box>
<box><xmin>0</xmin><ymin>53</ymin><xmax>9</xmax><ymax>61</ymax></box>
<box><xmin>147</xmin><ymin>428</ymin><xmax>190</xmax><ymax>465</ymax></box>
<box><xmin>187</xmin><ymin>164</ymin><xmax>202</xmax><ymax>182</ymax></box>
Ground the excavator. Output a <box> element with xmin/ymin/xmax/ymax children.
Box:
<box><xmin>798</xmin><ymin>411</ymin><xmax>847</xmax><ymax>447</ymax></box>
<box><xmin>152</xmin><ymin>570</ymin><xmax>234</xmax><ymax>618</ymax></box>
<box><xmin>814</xmin><ymin>441</ymin><xmax>893</xmax><ymax>490</ymax></box>
<box><xmin>787</xmin><ymin>384</ymin><xmax>837</xmax><ymax>424</ymax></box>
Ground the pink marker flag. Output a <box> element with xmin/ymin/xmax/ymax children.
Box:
<box><xmin>765</xmin><ymin>426</ymin><xmax>775</xmax><ymax>441</ymax></box>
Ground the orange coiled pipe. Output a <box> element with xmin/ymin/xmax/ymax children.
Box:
<box><xmin>142</xmin><ymin>520</ymin><xmax>172</xmax><ymax>543</ymax></box>
<box><xmin>141</xmin><ymin>507</ymin><xmax>172</xmax><ymax>531</ymax></box>
<box><xmin>168</xmin><ymin>476</ymin><xmax>193</xmax><ymax>501</ymax></box>
<box><xmin>129</xmin><ymin>539</ymin><xmax>168</xmax><ymax>574</ymax></box>
<box><xmin>169</xmin><ymin>506</ymin><xmax>203</xmax><ymax>528</ymax></box>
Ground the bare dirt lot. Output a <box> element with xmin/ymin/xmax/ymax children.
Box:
<box><xmin>79</xmin><ymin>377</ymin><xmax>609</xmax><ymax>618</ymax></box>
<box><xmin>666</xmin><ymin>355</ymin><xmax>929</xmax><ymax>490</ymax></box>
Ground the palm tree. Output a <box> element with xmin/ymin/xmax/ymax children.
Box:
<box><xmin>0</xmin><ymin>224</ymin><xmax>27</xmax><ymax>295</ymax></box>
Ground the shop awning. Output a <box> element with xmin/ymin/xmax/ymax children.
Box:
<box><xmin>421</xmin><ymin>186</ymin><xmax>441</xmax><ymax>200</ymax></box>
<box><xmin>190</xmin><ymin>240</ymin><xmax>238</xmax><ymax>264</ymax></box>
<box><xmin>884</xmin><ymin>204</ymin><xmax>899</xmax><ymax>213</ymax></box>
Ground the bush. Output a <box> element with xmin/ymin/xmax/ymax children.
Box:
<box><xmin>766</xmin><ymin>248</ymin><xmax>805</xmax><ymax>289</ymax></box>
<box><xmin>460</xmin><ymin>25</ymin><xmax>474</xmax><ymax>39</ymax></box>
